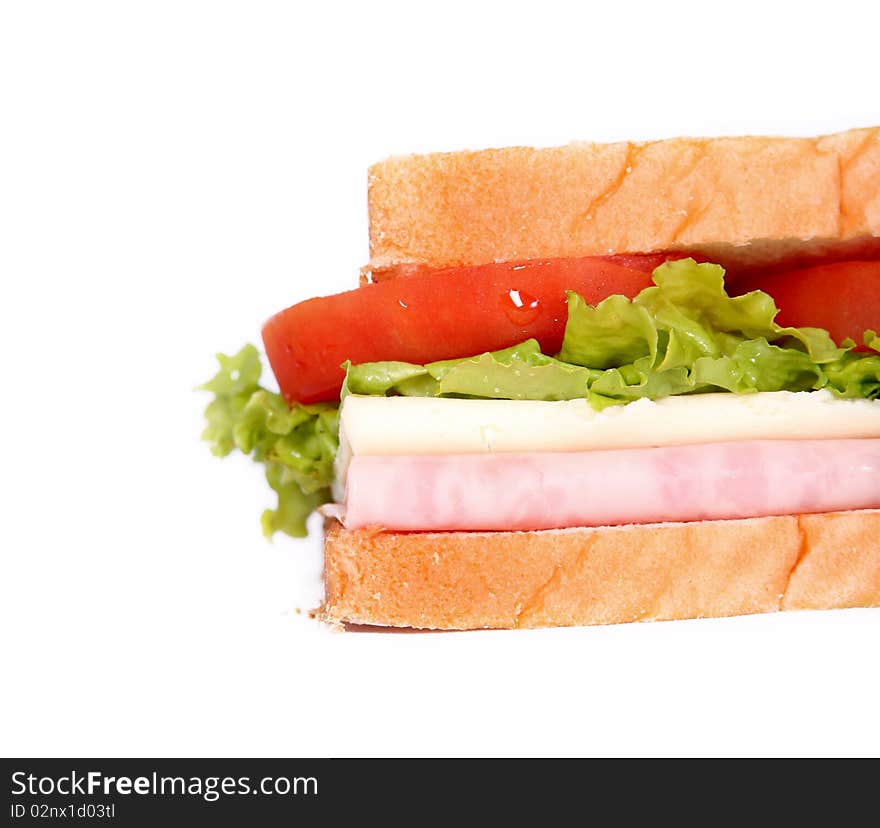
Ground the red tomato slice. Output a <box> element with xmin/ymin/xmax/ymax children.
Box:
<box><xmin>736</xmin><ymin>261</ymin><xmax>880</xmax><ymax>348</ymax></box>
<box><xmin>263</xmin><ymin>259</ymin><xmax>654</xmax><ymax>403</ymax></box>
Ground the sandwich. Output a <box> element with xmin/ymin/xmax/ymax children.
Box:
<box><xmin>202</xmin><ymin>126</ymin><xmax>880</xmax><ymax>630</ymax></box>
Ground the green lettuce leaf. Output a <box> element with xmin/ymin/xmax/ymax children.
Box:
<box><xmin>822</xmin><ymin>338</ymin><xmax>880</xmax><ymax>399</ymax></box>
<box><xmin>341</xmin><ymin>359</ymin><xmax>435</xmax><ymax>398</ymax></box>
<box><xmin>201</xmin><ymin>345</ymin><xmax>338</xmax><ymax>538</ymax></box>
<box><xmin>343</xmin><ymin>340</ymin><xmax>597</xmax><ymax>401</ymax></box>
<box><xmin>558</xmin><ymin>293</ymin><xmax>657</xmax><ymax>368</ymax></box>
<box><xmin>557</xmin><ymin>258</ymin><xmax>860</xmax><ymax>402</ymax></box>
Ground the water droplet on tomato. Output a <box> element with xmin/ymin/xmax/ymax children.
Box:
<box><xmin>502</xmin><ymin>288</ymin><xmax>541</xmax><ymax>325</ymax></box>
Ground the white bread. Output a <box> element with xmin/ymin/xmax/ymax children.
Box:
<box><xmin>367</xmin><ymin>126</ymin><xmax>880</xmax><ymax>275</ymax></box>
<box><xmin>323</xmin><ymin>510</ymin><xmax>880</xmax><ymax>629</ymax></box>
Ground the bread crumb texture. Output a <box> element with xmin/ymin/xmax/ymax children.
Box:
<box><xmin>323</xmin><ymin>511</ymin><xmax>880</xmax><ymax>629</ymax></box>
<box><xmin>368</xmin><ymin>127</ymin><xmax>880</xmax><ymax>270</ymax></box>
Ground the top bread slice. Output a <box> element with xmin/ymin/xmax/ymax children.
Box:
<box><xmin>367</xmin><ymin>127</ymin><xmax>880</xmax><ymax>273</ymax></box>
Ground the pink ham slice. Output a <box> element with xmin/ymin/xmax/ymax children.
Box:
<box><xmin>343</xmin><ymin>440</ymin><xmax>880</xmax><ymax>531</ymax></box>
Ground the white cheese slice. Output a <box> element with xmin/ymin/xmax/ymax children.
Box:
<box><xmin>339</xmin><ymin>389</ymin><xmax>880</xmax><ymax>457</ymax></box>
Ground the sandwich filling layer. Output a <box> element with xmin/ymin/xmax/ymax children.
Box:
<box><xmin>342</xmin><ymin>440</ymin><xmax>880</xmax><ymax>531</ymax></box>
<box><xmin>336</xmin><ymin>391</ymin><xmax>880</xmax><ymax>530</ymax></box>
<box><xmin>205</xmin><ymin>258</ymin><xmax>880</xmax><ymax>539</ymax></box>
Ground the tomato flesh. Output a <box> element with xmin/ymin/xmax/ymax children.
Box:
<box><xmin>263</xmin><ymin>259</ymin><xmax>654</xmax><ymax>403</ymax></box>
<box><xmin>735</xmin><ymin>261</ymin><xmax>880</xmax><ymax>348</ymax></box>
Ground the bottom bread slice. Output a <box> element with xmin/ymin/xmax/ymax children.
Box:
<box><xmin>322</xmin><ymin>510</ymin><xmax>880</xmax><ymax>629</ymax></box>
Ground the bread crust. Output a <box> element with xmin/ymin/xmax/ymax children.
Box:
<box><xmin>367</xmin><ymin>127</ymin><xmax>880</xmax><ymax>272</ymax></box>
<box><xmin>323</xmin><ymin>511</ymin><xmax>880</xmax><ymax>630</ymax></box>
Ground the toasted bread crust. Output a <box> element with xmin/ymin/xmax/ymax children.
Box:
<box><xmin>367</xmin><ymin>127</ymin><xmax>880</xmax><ymax>272</ymax></box>
<box><xmin>323</xmin><ymin>511</ymin><xmax>880</xmax><ymax>629</ymax></box>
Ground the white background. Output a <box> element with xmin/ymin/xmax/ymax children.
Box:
<box><xmin>2</xmin><ymin>1</ymin><xmax>878</xmax><ymax>758</ymax></box>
